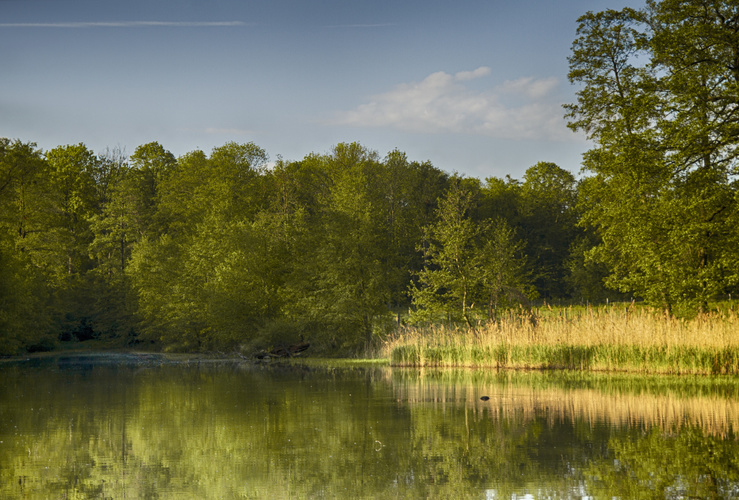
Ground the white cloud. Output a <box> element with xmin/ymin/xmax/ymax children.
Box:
<box><xmin>332</xmin><ymin>67</ymin><xmax>572</xmax><ymax>141</ymax></box>
<box><xmin>498</xmin><ymin>76</ymin><xmax>558</xmax><ymax>99</ymax></box>
<box><xmin>454</xmin><ymin>67</ymin><xmax>492</xmax><ymax>81</ymax></box>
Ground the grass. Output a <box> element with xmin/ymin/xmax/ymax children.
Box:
<box><xmin>382</xmin><ymin>303</ymin><xmax>739</xmax><ymax>375</ymax></box>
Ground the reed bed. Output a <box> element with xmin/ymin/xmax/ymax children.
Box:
<box><xmin>383</xmin><ymin>305</ymin><xmax>739</xmax><ymax>375</ymax></box>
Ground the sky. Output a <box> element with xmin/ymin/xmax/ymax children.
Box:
<box><xmin>1</xmin><ymin>0</ymin><xmax>641</xmax><ymax>180</ymax></box>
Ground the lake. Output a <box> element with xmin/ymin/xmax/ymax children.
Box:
<box><xmin>2</xmin><ymin>354</ymin><xmax>739</xmax><ymax>499</ymax></box>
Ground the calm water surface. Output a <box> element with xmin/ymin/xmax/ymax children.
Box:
<box><xmin>2</xmin><ymin>354</ymin><xmax>739</xmax><ymax>499</ymax></box>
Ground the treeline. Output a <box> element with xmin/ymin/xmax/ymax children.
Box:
<box><xmin>0</xmin><ymin>139</ymin><xmax>618</xmax><ymax>355</ymax></box>
<box><xmin>4</xmin><ymin>1</ymin><xmax>739</xmax><ymax>356</ymax></box>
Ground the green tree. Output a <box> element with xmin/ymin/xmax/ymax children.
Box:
<box><xmin>88</xmin><ymin>148</ymin><xmax>133</xmax><ymax>276</ymax></box>
<box><xmin>126</xmin><ymin>142</ymin><xmax>271</xmax><ymax>351</ymax></box>
<box><xmin>86</xmin><ymin>143</ymin><xmax>177</xmax><ymax>343</ymax></box>
<box><xmin>411</xmin><ymin>179</ymin><xmax>528</xmax><ymax>325</ymax></box>
<box><xmin>289</xmin><ymin>143</ymin><xmax>392</xmax><ymax>350</ymax></box>
<box><xmin>126</xmin><ymin>142</ymin><xmax>176</xmax><ymax>238</ymax></box>
<box><xmin>0</xmin><ymin>139</ymin><xmax>50</xmax><ymax>253</ymax></box>
<box><xmin>480</xmin><ymin>175</ymin><xmax>522</xmax><ymax>223</ymax></box>
<box><xmin>0</xmin><ymin>139</ymin><xmax>55</xmax><ymax>353</ymax></box>
<box><xmin>566</xmin><ymin>2</ymin><xmax>739</xmax><ymax>314</ymax></box>
<box><xmin>155</xmin><ymin>149</ymin><xmax>209</xmax><ymax>235</ymax></box>
<box><xmin>519</xmin><ymin>162</ymin><xmax>579</xmax><ymax>299</ymax></box>
<box><xmin>44</xmin><ymin>143</ymin><xmax>100</xmax><ymax>280</ymax></box>
<box><xmin>380</xmin><ymin>150</ymin><xmax>449</xmax><ymax>309</ymax></box>
<box><xmin>258</xmin><ymin>145</ymin><xmax>449</xmax><ymax>352</ymax></box>
<box><xmin>86</xmin><ymin>148</ymin><xmax>138</xmax><ymax>342</ymax></box>
<box><xmin>42</xmin><ymin>144</ymin><xmax>104</xmax><ymax>339</ymax></box>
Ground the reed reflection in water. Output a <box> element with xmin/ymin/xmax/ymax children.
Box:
<box><xmin>1</xmin><ymin>356</ymin><xmax>738</xmax><ymax>498</ymax></box>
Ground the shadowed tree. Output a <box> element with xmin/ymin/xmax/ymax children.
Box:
<box><xmin>518</xmin><ymin>162</ymin><xmax>578</xmax><ymax>299</ymax></box>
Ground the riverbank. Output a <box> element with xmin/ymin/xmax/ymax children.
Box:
<box><xmin>5</xmin><ymin>303</ymin><xmax>738</xmax><ymax>375</ymax></box>
<box><xmin>0</xmin><ymin>344</ymin><xmax>388</xmax><ymax>369</ymax></box>
<box><xmin>382</xmin><ymin>305</ymin><xmax>739</xmax><ymax>375</ymax></box>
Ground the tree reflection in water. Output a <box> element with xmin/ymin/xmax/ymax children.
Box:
<box><xmin>1</xmin><ymin>358</ymin><xmax>738</xmax><ymax>498</ymax></box>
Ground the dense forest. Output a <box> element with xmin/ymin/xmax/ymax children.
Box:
<box><xmin>3</xmin><ymin>0</ymin><xmax>739</xmax><ymax>356</ymax></box>
<box><xmin>0</xmin><ymin>138</ymin><xmax>612</xmax><ymax>355</ymax></box>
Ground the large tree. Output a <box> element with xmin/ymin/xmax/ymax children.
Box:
<box><xmin>127</xmin><ymin>142</ymin><xmax>272</xmax><ymax>350</ymax></box>
<box><xmin>566</xmin><ymin>1</ymin><xmax>739</xmax><ymax>313</ymax></box>
<box><xmin>43</xmin><ymin>144</ymin><xmax>100</xmax><ymax>280</ymax></box>
<box><xmin>0</xmin><ymin>139</ymin><xmax>55</xmax><ymax>353</ymax></box>
<box><xmin>288</xmin><ymin>143</ymin><xmax>392</xmax><ymax>349</ymax></box>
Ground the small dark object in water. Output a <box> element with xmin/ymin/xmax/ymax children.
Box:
<box><xmin>480</xmin><ymin>396</ymin><xmax>490</xmax><ymax>401</ymax></box>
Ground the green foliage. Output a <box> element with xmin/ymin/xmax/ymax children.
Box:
<box><xmin>8</xmin><ymin>0</ymin><xmax>739</xmax><ymax>353</ymax></box>
<box><xmin>411</xmin><ymin>178</ymin><xmax>529</xmax><ymax>325</ymax></box>
<box><xmin>519</xmin><ymin>162</ymin><xmax>579</xmax><ymax>298</ymax></box>
<box><xmin>283</xmin><ymin>144</ymin><xmax>392</xmax><ymax>350</ymax></box>
<box><xmin>0</xmin><ymin>137</ymin><xmax>599</xmax><ymax>355</ymax></box>
<box><xmin>565</xmin><ymin>230</ymin><xmax>626</xmax><ymax>303</ymax></box>
<box><xmin>0</xmin><ymin>140</ymin><xmax>55</xmax><ymax>353</ymax></box>
<box><xmin>567</xmin><ymin>0</ymin><xmax>739</xmax><ymax>314</ymax></box>
<box><xmin>0</xmin><ymin>240</ymin><xmax>54</xmax><ymax>354</ymax></box>
<box><xmin>126</xmin><ymin>142</ymin><xmax>277</xmax><ymax>351</ymax></box>
<box><xmin>43</xmin><ymin>144</ymin><xmax>100</xmax><ymax>280</ymax></box>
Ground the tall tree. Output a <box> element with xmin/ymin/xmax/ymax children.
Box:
<box><xmin>0</xmin><ymin>139</ymin><xmax>55</xmax><ymax>353</ymax></box>
<box><xmin>381</xmin><ymin>150</ymin><xmax>449</xmax><ymax>308</ymax></box>
<box><xmin>88</xmin><ymin>149</ymin><xmax>130</xmax><ymax>275</ymax></box>
<box><xmin>44</xmin><ymin>143</ymin><xmax>100</xmax><ymax>280</ymax></box>
<box><xmin>566</xmin><ymin>1</ymin><xmax>739</xmax><ymax>313</ymax></box>
<box><xmin>127</xmin><ymin>142</ymin><xmax>271</xmax><ymax>350</ymax></box>
<box><xmin>42</xmin><ymin>144</ymin><xmax>105</xmax><ymax>339</ymax></box>
<box><xmin>0</xmin><ymin>139</ymin><xmax>49</xmax><ymax>251</ymax></box>
<box><xmin>86</xmin><ymin>148</ymin><xmax>139</xmax><ymax>341</ymax></box>
<box><xmin>126</xmin><ymin>142</ymin><xmax>176</xmax><ymax>238</ymax></box>
<box><xmin>292</xmin><ymin>143</ymin><xmax>391</xmax><ymax>349</ymax></box>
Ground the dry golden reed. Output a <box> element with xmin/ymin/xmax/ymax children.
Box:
<box><xmin>384</xmin><ymin>305</ymin><xmax>739</xmax><ymax>374</ymax></box>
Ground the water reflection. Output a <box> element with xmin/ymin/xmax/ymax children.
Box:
<box><xmin>1</xmin><ymin>357</ymin><xmax>738</xmax><ymax>498</ymax></box>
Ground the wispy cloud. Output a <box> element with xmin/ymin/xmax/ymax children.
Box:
<box><xmin>0</xmin><ymin>21</ymin><xmax>248</xmax><ymax>28</ymax></box>
<box><xmin>332</xmin><ymin>67</ymin><xmax>572</xmax><ymax>141</ymax></box>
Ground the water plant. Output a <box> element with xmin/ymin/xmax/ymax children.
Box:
<box><xmin>383</xmin><ymin>304</ymin><xmax>739</xmax><ymax>375</ymax></box>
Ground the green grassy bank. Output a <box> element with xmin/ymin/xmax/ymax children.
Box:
<box><xmin>383</xmin><ymin>305</ymin><xmax>739</xmax><ymax>375</ymax></box>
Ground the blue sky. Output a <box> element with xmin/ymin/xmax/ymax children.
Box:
<box><xmin>1</xmin><ymin>0</ymin><xmax>640</xmax><ymax>179</ymax></box>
